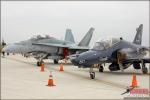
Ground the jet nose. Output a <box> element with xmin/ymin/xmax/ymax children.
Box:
<box><xmin>68</xmin><ymin>54</ymin><xmax>78</xmax><ymax>60</ymax></box>
<box><xmin>71</xmin><ymin>57</ymin><xmax>87</xmax><ymax>66</ymax></box>
<box><xmin>69</xmin><ymin>54</ymin><xmax>80</xmax><ymax>66</ymax></box>
<box><xmin>71</xmin><ymin>57</ymin><xmax>80</xmax><ymax>66</ymax></box>
<box><xmin>2</xmin><ymin>44</ymin><xmax>17</xmax><ymax>53</ymax></box>
<box><xmin>70</xmin><ymin>50</ymin><xmax>97</xmax><ymax>66</ymax></box>
<box><xmin>2</xmin><ymin>46</ymin><xmax>8</xmax><ymax>52</ymax></box>
<box><xmin>71</xmin><ymin>58</ymin><xmax>79</xmax><ymax>65</ymax></box>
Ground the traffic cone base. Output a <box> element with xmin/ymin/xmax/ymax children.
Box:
<box><xmin>130</xmin><ymin>86</ymin><xmax>139</xmax><ymax>88</ymax></box>
<box><xmin>46</xmin><ymin>84</ymin><xmax>56</xmax><ymax>86</ymax></box>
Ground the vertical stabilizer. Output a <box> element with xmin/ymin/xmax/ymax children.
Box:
<box><xmin>78</xmin><ymin>27</ymin><xmax>95</xmax><ymax>46</ymax></box>
<box><xmin>64</xmin><ymin>29</ymin><xmax>75</xmax><ymax>43</ymax></box>
<box><xmin>133</xmin><ymin>24</ymin><xmax>143</xmax><ymax>45</ymax></box>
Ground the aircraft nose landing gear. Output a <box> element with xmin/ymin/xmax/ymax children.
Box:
<box><xmin>90</xmin><ymin>72</ymin><xmax>95</xmax><ymax>79</ymax></box>
<box><xmin>89</xmin><ymin>67</ymin><xmax>95</xmax><ymax>79</ymax></box>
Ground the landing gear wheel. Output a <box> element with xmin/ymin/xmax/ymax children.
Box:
<box><xmin>142</xmin><ymin>67</ymin><xmax>148</xmax><ymax>74</ymax></box>
<box><xmin>37</xmin><ymin>61</ymin><xmax>40</xmax><ymax>66</ymax></box>
<box><xmin>78</xmin><ymin>66</ymin><xmax>81</xmax><ymax>68</ymax></box>
<box><xmin>90</xmin><ymin>72</ymin><xmax>95</xmax><ymax>79</ymax></box>
<box><xmin>37</xmin><ymin>61</ymin><xmax>44</xmax><ymax>66</ymax></box>
<box><xmin>7</xmin><ymin>53</ymin><xmax>9</xmax><ymax>55</ymax></box>
<box><xmin>54</xmin><ymin>59</ymin><xmax>58</xmax><ymax>64</ymax></box>
<box><xmin>99</xmin><ymin>66</ymin><xmax>104</xmax><ymax>72</ymax></box>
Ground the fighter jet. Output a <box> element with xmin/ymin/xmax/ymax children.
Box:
<box><xmin>70</xmin><ymin>24</ymin><xmax>150</xmax><ymax>79</ymax></box>
<box><xmin>3</xmin><ymin>28</ymin><xmax>94</xmax><ymax>66</ymax></box>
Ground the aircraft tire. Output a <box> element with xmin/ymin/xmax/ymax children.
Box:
<box><xmin>7</xmin><ymin>53</ymin><xmax>9</xmax><ymax>56</ymax></box>
<box><xmin>142</xmin><ymin>67</ymin><xmax>148</xmax><ymax>74</ymax></box>
<box><xmin>99</xmin><ymin>66</ymin><xmax>104</xmax><ymax>72</ymax></box>
<box><xmin>37</xmin><ymin>61</ymin><xmax>44</xmax><ymax>66</ymax></box>
<box><xmin>54</xmin><ymin>59</ymin><xmax>58</xmax><ymax>64</ymax></box>
<box><xmin>90</xmin><ymin>72</ymin><xmax>95</xmax><ymax>79</ymax></box>
<box><xmin>40</xmin><ymin>61</ymin><xmax>44</xmax><ymax>66</ymax></box>
<box><xmin>78</xmin><ymin>66</ymin><xmax>81</xmax><ymax>68</ymax></box>
<box><xmin>37</xmin><ymin>61</ymin><xmax>40</xmax><ymax>66</ymax></box>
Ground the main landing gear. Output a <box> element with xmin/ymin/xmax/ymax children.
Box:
<box><xmin>37</xmin><ymin>60</ymin><xmax>44</xmax><ymax>66</ymax></box>
<box><xmin>89</xmin><ymin>67</ymin><xmax>95</xmax><ymax>79</ymax></box>
<box><xmin>7</xmin><ymin>52</ymin><xmax>9</xmax><ymax>56</ymax></box>
<box><xmin>54</xmin><ymin>59</ymin><xmax>59</xmax><ymax>64</ymax></box>
<box><xmin>99</xmin><ymin>65</ymin><xmax>104</xmax><ymax>72</ymax></box>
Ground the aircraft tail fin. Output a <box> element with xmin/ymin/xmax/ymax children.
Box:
<box><xmin>64</xmin><ymin>29</ymin><xmax>75</xmax><ymax>43</ymax></box>
<box><xmin>78</xmin><ymin>27</ymin><xmax>94</xmax><ymax>46</ymax></box>
<box><xmin>133</xmin><ymin>24</ymin><xmax>143</xmax><ymax>45</ymax></box>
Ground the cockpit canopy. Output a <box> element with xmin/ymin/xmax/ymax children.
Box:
<box><xmin>30</xmin><ymin>35</ymin><xmax>56</xmax><ymax>40</ymax></box>
<box><xmin>92</xmin><ymin>37</ymin><xmax>121</xmax><ymax>50</ymax></box>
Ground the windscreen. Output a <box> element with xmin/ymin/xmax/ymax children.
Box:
<box><xmin>92</xmin><ymin>38</ymin><xmax>120</xmax><ymax>50</ymax></box>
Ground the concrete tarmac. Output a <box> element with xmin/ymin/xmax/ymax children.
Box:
<box><xmin>1</xmin><ymin>54</ymin><xmax>150</xmax><ymax>99</ymax></box>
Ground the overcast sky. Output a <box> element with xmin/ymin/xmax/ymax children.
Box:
<box><xmin>1</xmin><ymin>1</ymin><xmax>149</xmax><ymax>47</ymax></box>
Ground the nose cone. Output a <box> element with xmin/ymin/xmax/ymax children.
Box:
<box><xmin>2</xmin><ymin>45</ymin><xmax>11</xmax><ymax>53</ymax></box>
<box><xmin>2</xmin><ymin>44</ymin><xmax>19</xmax><ymax>53</ymax></box>
<box><xmin>71</xmin><ymin>58</ymin><xmax>80</xmax><ymax>66</ymax></box>
<box><xmin>2</xmin><ymin>45</ymin><xmax>9</xmax><ymax>52</ymax></box>
<box><xmin>69</xmin><ymin>54</ymin><xmax>80</xmax><ymax>66</ymax></box>
<box><xmin>71</xmin><ymin>50</ymin><xmax>98</xmax><ymax>67</ymax></box>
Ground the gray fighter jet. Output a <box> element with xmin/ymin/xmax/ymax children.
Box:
<box><xmin>3</xmin><ymin>28</ymin><xmax>94</xmax><ymax>66</ymax></box>
<box><xmin>70</xmin><ymin>24</ymin><xmax>150</xmax><ymax>79</ymax></box>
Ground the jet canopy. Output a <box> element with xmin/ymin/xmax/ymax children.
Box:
<box><xmin>30</xmin><ymin>35</ymin><xmax>56</xmax><ymax>40</ymax></box>
<box><xmin>92</xmin><ymin>37</ymin><xmax>120</xmax><ymax>50</ymax></box>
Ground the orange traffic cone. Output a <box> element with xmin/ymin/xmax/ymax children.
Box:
<box><xmin>41</xmin><ymin>63</ymin><xmax>44</xmax><ymax>72</ymax></box>
<box><xmin>130</xmin><ymin>73</ymin><xmax>138</xmax><ymax>88</ymax></box>
<box><xmin>46</xmin><ymin>71</ymin><xmax>55</xmax><ymax>86</ymax></box>
<box><xmin>59</xmin><ymin>63</ymin><xmax>64</xmax><ymax>71</ymax></box>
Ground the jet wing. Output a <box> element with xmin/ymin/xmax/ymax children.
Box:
<box><xmin>32</xmin><ymin>43</ymin><xmax>69</xmax><ymax>48</ymax></box>
<box><xmin>32</xmin><ymin>43</ymin><xmax>89</xmax><ymax>50</ymax></box>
